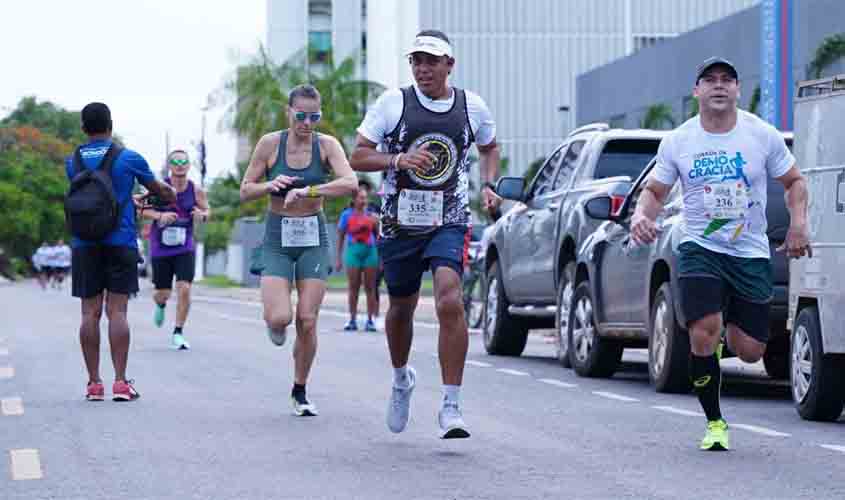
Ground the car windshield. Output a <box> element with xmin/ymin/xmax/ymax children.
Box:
<box><xmin>593</xmin><ymin>139</ymin><xmax>660</xmax><ymax>180</ymax></box>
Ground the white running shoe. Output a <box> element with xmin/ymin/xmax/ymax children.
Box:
<box><xmin>267</xmin><ymin>327</ymin><xmax>287</xmax><ymax>347</ymax></box>
<box><xmin>292</xmin><ymin>395</ymin><xmax>318</xmax><ymax>416</ymax></box>
<box><xmin>387</xmin><ymin>366</ymin><xmax>416</xmax><ymax>433</ymax></box>
<box><xmin>171</xmin><ymin>333</ymin><xmax>190</xmax><ymax>350</ymax></box>
<box><xmin>438</xmin><ymin>403</ymin><xmax>470</xmax><ymax>439</ymax></box>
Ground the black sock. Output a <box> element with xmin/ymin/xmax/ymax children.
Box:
<box><xmin>292</xmin><ymin>383</ymin><xmax>307</xmax><ymax>402</ymax></box>
<box><xmin>173</xmin><ymin>326</ymin><xmax>183</xmax><ymax>335</ymax></box>
<box><xmin>690</xmin><ymin>353</ymin><xmax>722</xmax><ymax>422</ymax></box>
<box><xmin>157</xmin><ymin>303</ymin><xmax>165</xmax><ymax>310</ymax></box>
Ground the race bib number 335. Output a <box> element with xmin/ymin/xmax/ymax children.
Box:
<box><xmin>397</xmin><ymin>189</ymin><xmax>443</xmax><ymax>226</ymax></box>
<box><xmin>703</xmin><ymin>182</ymin><xmax>749</xmax><ymax>219</ymax></box>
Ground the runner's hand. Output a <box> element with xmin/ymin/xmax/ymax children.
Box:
<box><xmin>631</xmin><ymin>212</ymin><xmax>658</xmax><ymax>245</ymax></box>
<box><xmin>482</xmin><ymin>186</ymin><xmax>502</xmax><ymax>216</ymax></box>
<box><xmin>158</xmin><ymin>212</ymin><xmax>178</xmax><ymax>226</ymax></box>
<box><xmin>267</xmin><ymin>174</ymin><xmax>298</xmax><ymax>195</ymax></box>
<box><xmin>284</xmin><ymin>187</ymin><xmax>307</xmax><ymax>207</ymax></box>
<box><xmin>777</xmin><ymin>223</ymin><xmax>813</xmax><ymax>258</ymax></box>
<box><xmin>397</xmin><ymin>145</ymin><xmax>437</xmax><ymax>175</ymax></box>
<box><xmin>191</xmin><ymin>207</ymin><xmax>208</xmax><ymax>222</ymax></box>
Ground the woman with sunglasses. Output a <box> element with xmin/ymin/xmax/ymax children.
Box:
<box><xmin>141</xmin><ymin>149</ymin><xmax>210</xmax><ymax>351</ymax></box>
<box><xmin>240</xmin><ymin>83</ymin><xmax>358</xmax><ymax>417</ymax></box>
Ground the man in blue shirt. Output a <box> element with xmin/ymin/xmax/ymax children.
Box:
<box><xmin>66</xmin><ymin>102</ymin><xmax>175</xmax><ymax>402</ymax></box>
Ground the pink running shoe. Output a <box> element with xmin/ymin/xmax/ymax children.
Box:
<box><xmin>86</xmin><ymin>381</ymin><xmax>104</xmax><ymax>402</ymax></box>
<box><xmin>112</xmin><ymin>380</ymin><xmax>140</xmax><ymax>402</ymax></box>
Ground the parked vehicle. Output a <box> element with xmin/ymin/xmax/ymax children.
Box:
<box><xmin>574</xmin><ymin>133</ymin><xmax>796</xmax><ymax>392</ymax></box>
<box><xmin>788</xmin><ymin>75</ymin><xmax>845</xmax><ymax>421</ymax></box>
<box><xmin>483</xmin><ymin>124</ymin><xmax>667</xmax><ymax>362</ymax></box>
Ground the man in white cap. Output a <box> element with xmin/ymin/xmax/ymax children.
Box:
<box><xmin>350</xmin><ymin>29</ymin><xmax>502</xmax><ymax>439</ymax></box>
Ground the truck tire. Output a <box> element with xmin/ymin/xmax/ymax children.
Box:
<box><xmin>568</xmin><ymin>280</ymin><xmax>622</xmax><ymax>378</ymax></box>
<box><xmin>482</xmin><ymin>261</ymin><xmax>529</xmax><ymax>356</ymax></box>
<box><xmin>554</xmin><ymin>262</ymin><xmax>575</xmax><ymax>368</ymax></box>
<box><xmin>791</xmin><ymin>306</ymin><xmax>845</xmax><ymax>421</ymax></box>
<box><xmin>648</xmin><ymin>283</ymin><xmax>691</xmax><ymax>393</ymax></box>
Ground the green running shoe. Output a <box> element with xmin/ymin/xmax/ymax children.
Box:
<box><xmin>700</xmin><ymin>419</ymin><xmax>730</xmax><ymax>451</ymax></box>
<box><xmin>154</xmin><ymin>304</ymin><xmax>165</xmax><ymax>328</ymax></box>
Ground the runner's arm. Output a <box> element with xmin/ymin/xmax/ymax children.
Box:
<box><xmin>193</xmin><ymin>187</ymin><xmax>211</xmax><ymax>221</ymax></box>
<box><xmin>349</xmin><ymin>135</ymin><xmax>393</xmax><ymax>172</ymax></box>
<box><xmin>240</xmin><ymin>134</ymin><xmax>279</xmax><ymax>202</ymax></box>
<box><xmin>633</xmin><ymin>179</ymin><xmax>672</xmax><ymax>221</ymax></box>
<box><xmin>776</xmin><ymin>165</ymin><xmax>811</xmax><ymax>258</ymax></box>
<box><xmin>140</xmin><ymin>179</ymin><xmax>177</xmax><ymax>204</ymax></box>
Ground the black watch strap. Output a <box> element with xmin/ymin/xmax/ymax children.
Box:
<box><xmin>482</xmin><ymin>181</ymin><xmax>496</xmax><ymax>191</ymax></box>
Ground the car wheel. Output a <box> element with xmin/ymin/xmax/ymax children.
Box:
<box><xmin>568</xmin><ymin>280</ymin><xmax>622</xmax><ymax>378</ymax></box>
<box><xmin>482</xmin><ymin>261</ymin><xmax>529</xmax><ymax>356</ymax></box>
<box><xmin>648</xmin><ymin>283</ymin><xmax>691</xmax><ymax>393</ymax></box>
<box><xmin>555</xmin><ymin>262</ymin><xmax>575</xmax><ymax>369</ymax></box>
<box><xmin>791</xmin><ymin>306</ymin><xmax>845</xmax><ymax>421</ymax></box>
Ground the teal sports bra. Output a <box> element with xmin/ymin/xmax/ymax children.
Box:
<box><xmin>267</xmin><ymin>130</ymin><xmax>330</xmax><ymax>197</ymax></box>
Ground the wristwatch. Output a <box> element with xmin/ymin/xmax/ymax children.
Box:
<box><xmin>482</xmin><ymin>181</ymin><xmax>496</xmax><ymax>191</ymax></box>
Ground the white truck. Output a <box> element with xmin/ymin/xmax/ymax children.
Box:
<box><xmin>789</xmin><ymin>75</ymin><xmax>845</xmax><ymax>421</ymax></box>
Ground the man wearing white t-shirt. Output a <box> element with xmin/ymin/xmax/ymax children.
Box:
<box><xmin>631</xmin><ymin>57</ymin><xmax>810</xmax><ymax>451</ymax></box>
<box><xmin>350</xmin><ymin>30</ymin><xmax>502</xmax><ymax>439</ymax></box>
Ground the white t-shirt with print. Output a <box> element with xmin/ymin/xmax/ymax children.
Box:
<box><xmin>651</xmin><ymin>110</ymin><xmax>795</xmax><ymax>259</ymax></box>
<box><xmin>357</xmin><ymin>84</ymin><xmax>496</xmax><ymax>147</ymax></box>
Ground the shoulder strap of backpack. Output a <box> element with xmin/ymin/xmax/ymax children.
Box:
<box><xmin>72</xmin><ymin>147</ymin><xmax>85</xmax><ymax>178</ymax></box>
<box><xmin>97</xmin><ymin>143</ymin><xmax>124</xmax><ymax>178</ymax></box>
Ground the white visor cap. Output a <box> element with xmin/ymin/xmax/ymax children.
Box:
<box><xmin>405</xmin><ymin>35</ymin><xmax>453</xmax><ymax>58</ymax></box>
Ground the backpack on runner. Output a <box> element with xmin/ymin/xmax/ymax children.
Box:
<box><xmin>64</xmin><ymin>144</ymin><xmax>124</xmax><ymax>241</ymax></box>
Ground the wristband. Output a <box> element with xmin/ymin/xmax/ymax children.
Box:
<box><xmin>482</xmin><ymin>181</ymin><xmax>496</xmax><ymax>191</ymax></box>
<box><xmin>391</xmin><ymin>153</ymin><xmax>403</xmax><ymax>169</ymax></box>
<box><xmin>308</xmin><ymin>185</ymin><xmax>320</xmax><ymax>198</ymax></box>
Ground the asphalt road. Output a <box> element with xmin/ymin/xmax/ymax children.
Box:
<box><xmin>2</xmin><ymin>279</ymin><xmax>845</xmax><ymax>499</ymax></box>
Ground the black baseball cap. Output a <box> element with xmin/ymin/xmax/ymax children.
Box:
<box><xmin>695</xmin><ymin>57</ymin><xmax>739</xmax><ymax>83</ymax></box>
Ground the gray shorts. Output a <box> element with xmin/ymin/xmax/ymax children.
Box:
<box><xmin>261</xmin><ymin>212</ymin><xmax>329</xmax><ymax>282</ymax></box>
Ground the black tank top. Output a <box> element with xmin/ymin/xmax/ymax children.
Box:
<box><xmin>380</xmin><ymin>86</ymin><xmax>475</xmax><ymax>238</ymax></box>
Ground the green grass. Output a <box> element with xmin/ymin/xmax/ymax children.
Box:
<box><xmin>327</xmin><ymin>274</ymin><xmax>433</xmax><ymax>291</ymax></box>
<box><xmin>199</xmin><ymin>275</ymin><xmax>241</xmax><ymax>288</ymax></box>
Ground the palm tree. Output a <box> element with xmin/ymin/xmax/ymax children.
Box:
<box><xmin>748</xmin><ymin>85</ymin><xmax>761</xmax><ymax>116</ymax></box>
<box><xmin>807</xmin><ymin>33</ymin><xmax>845</xmax><ymax>79</ymax></box>
<box><xmin>641</xmin><ymin>104</ymin><xmax>676</xmax><ymax>130</ymax></box>
<box><xmin>215</xmin><ymin>44</ymin><xmax>384</xmax><ymax>152</ymax></box>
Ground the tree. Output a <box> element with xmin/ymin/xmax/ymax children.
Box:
<box><xmin>807</xmin><ymin>33</ymin><xmax>845</xmax><ymax>79</ymax></box>
<box><xmin>686</xmin><ymin>98</ymin><xmax>699</xmax><ymax>120</ymax></box>
<box><xmin>748</xmin><ymin>85</ymin><xmax>762</xmax><ymax>116</ymax></box>
<box><xmin>640</xmin><ymin>104</ymin><xmax>676</xmax><ymax>130</ymax></box>
<box><xmin>522</xmin><ymin>156</ymin><xmax>546</xmax><ymax>184</ymax></box>
<box><xmin>1</xmin><ymin>96</ymin><xmax>86</xmax><ymax>145</ymax></box>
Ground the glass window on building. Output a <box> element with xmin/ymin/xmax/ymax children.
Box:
<box><xmin>632</xmin><ymin>34</ymin><xmax>677</xmax><ymax>53</ymax></box>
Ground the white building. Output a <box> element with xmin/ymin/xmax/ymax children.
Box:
<box><xmin>265</xmin><ymin>0</ymin><xmax>758</xmax><ymax>175</ymax></box>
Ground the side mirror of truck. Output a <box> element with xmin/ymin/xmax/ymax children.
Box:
<box><xmin>584</xmin><ymin>195</ymin><xmax>614</xmax><ymax>220</ymax></box>
<box><xmin>495</xmin><ymin>177</ymin><xmax>525</xmax><ymax>202</ymax></box>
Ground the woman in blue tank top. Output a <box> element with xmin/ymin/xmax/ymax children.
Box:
<box><xmin>239</xmin><ymin>84</ymin><xmax>358</xmax><ymax>416</ymax></box>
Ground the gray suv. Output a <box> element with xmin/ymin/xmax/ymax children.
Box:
<box><xmin>483</xmin><ymin>124</ymin><xmax>668</xmax><ymax>361</ymax></box>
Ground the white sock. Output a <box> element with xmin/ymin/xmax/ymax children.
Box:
<box><xmin>393</xmin><ymin>365</ymin><xmax>410</xmax><ymax>388</ymax></box>
<box><xmin>443</xmin><ymin>385</ymin><xmax>460</xmax><ymax>406</ymax></box>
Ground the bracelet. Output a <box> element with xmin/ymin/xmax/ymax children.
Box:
<box><xmin>390</xmin><ymin>153</ymin><xmax>403</xmax><ymax>169</ymax></box>
<box><xmin>307</xmin><ymin>185</ymin><xmax>320</xmax><ymax>198</ymax></box>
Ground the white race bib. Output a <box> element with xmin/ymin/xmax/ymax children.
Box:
<box><xmin>161</xmin><ymin>226</ymin><xmax>187</xmax><ymax>246</ymax></box>
<box><xmin>703</xmin><ymin>182</ymin><xmax>749</xmax><ymax>219</ymax></box>
<box><xmin>397</xmin><ymin>189</ymin><xmax>443</xmax><ymax>227</ymax></box>
<box><xmin>282</xmin><ymin>215</ymin><xmax>319</xmax><ymax>247</ymax></box>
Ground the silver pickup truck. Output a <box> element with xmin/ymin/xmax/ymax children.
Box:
<box><xmin>789</xmin><ymin>75</ymin><xmax>845</xmax><ymax>421</ymax></box>
<box><xmin>482</xmin><ymin>124</ymin><xmax>667</xmax><ymax>361</ymax></box>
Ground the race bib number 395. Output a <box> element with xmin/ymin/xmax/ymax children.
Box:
<box><xmin>397</xmin><ymin>189</ymin><xmax>443</xmax><ymax>226</ymax></box>
<box><xmin>703</xmin><ymin>182</ymin><xmax>749</xmax><ymax>219</ymax></box>
<box><xmin>282</xmin><ymin>216</ymin><xmax>320</xmax><ymax>247</ymax></box>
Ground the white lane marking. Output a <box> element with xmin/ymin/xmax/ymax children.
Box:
<box><xmin>538</xmin><ymin>378</ymin><xmax>577</xmax><ymax>388</ymax></box>
<box><xmin>820</xmin><ymin>444</ymin><xmax>845</xmax><ymax>453</ymax></box>
<box><xmin>592</xmin><ymin>391</ymin><xmax>639</xmax><ymax>402</ymax></box>
<box><xmin>199</xmin><ymin>310</ymin><xmax>264</xmax><ymax>326</ymax></box>
<box><xmin>652</xmin><ymin>406</ymin><xmax>704</xmax><ymax>417</ymax></box>
<box><xmin>496</xmin><ymin>368</ymin><xmax>530</xmax><ymax>376</ymax></box>
<box><xmin>0</xmin><ymin>348</ymin><xmax>8</xmax><ymax>356</ymax></box>
<box><xmin>193</xmin><ymin>299</ymin><xmax>441</xmax><ymax>329</ymax></box>
<box><xmin>1</xmin><ymin>397</ymin><xmax>23</xmax><ymax>416</ymax></box>
<box><xmin>10</xmin><ymin>449</ymin><xmax>43</xmax><ymax>480</ymax></box>
<box><xmin>0</xmin><ymin>367</ymin><xmax>13</xmax><ymax>379</ymax></box>
<box><xmin>466</xmin><ymin>360</ymin><xmax>493</xmax><ymax>367</ymax></box>
<box><xmin>731</xmin><ymin>423</ymin><xmax>791</xmax><ymax>438</ymax></box>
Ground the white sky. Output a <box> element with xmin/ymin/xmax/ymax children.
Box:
<box><xmin>0</xmin><ymin>1</ymin><xmax>266</xmax><ymax>182</ymax></box>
